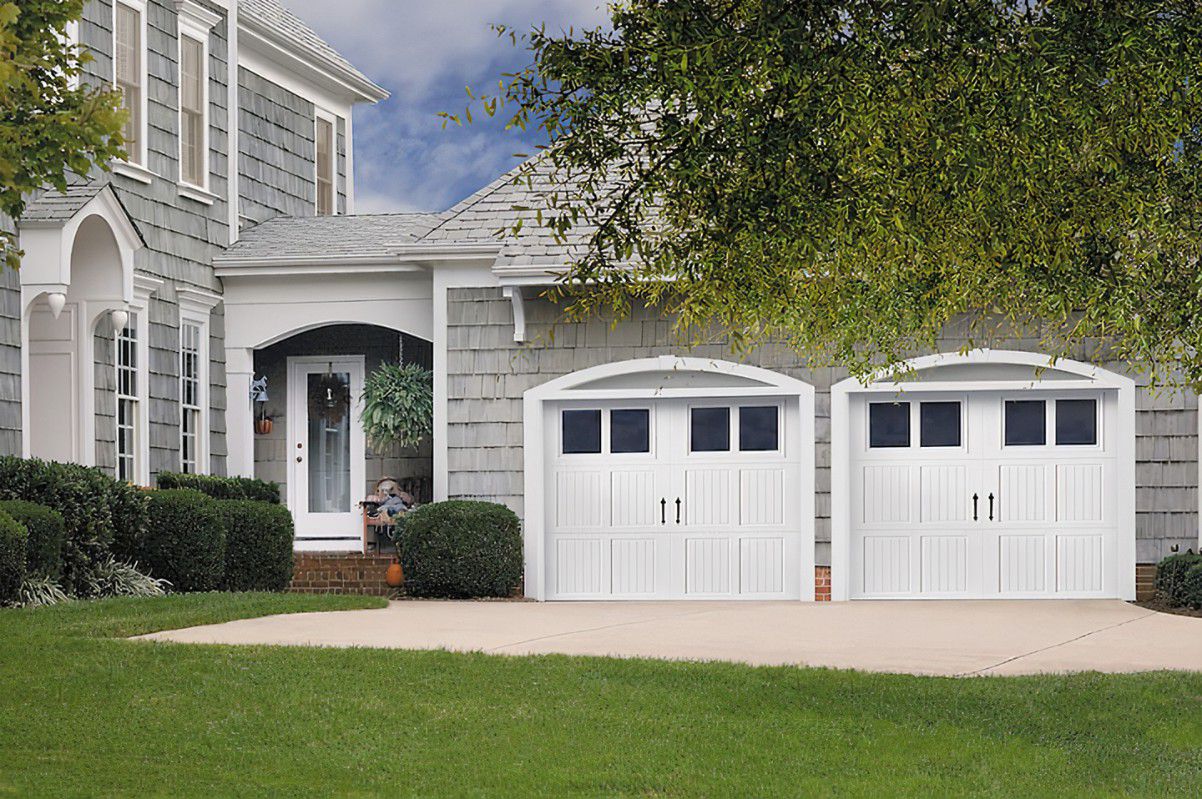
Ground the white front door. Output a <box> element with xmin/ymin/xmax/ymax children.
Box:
<box><xmin>849</xmin><ymin>390</ymin><xmax>1120</xmax><ymax>598</ymax></box>
<box><xmin>545</xmin><ymin>397</ymin><xmax>803</xmax><ymax>599</ymax></box>
<box><xmin>287</xmin><ymin>356</ymin><xmax>365</xmax><ymax>548</ymax></box>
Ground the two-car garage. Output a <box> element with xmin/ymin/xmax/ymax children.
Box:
<box><xmin>524</xmin><ymin>352</ymin><xmax>1136</xmax><ymax>602</ymax></box>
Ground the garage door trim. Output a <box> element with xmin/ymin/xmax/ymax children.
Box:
<box><xmin>523</xmin><ymin>356</ymin><xmax>816</xmax><ymax>601</ymax></box>
<box><xmin>830</xmin><ymin>349</ymin><xmax>1137</xmax><ymax>601</ymax></box>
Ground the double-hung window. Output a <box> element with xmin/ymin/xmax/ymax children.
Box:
<box><xmin>180</xmin><ymin>322</ymin><xmax>203</xmax><ymax>473</ymax></box>
<box><xmin>316</xmin><ymin>114</ymin><xmax>336</xmax><ymax>215</ymax></box>
<box><xmin>179</xmin><ymin>35</ymin><xmax>207</xmax><ymax>187</ymax></box>
<box><xmin>116</xmin><ymin>315</ymin><xmax>140</xmax><ymax>482</ymax></box>
<box><xmin>114</xmin><ymin>1</ymin><xmax>146</xmax><ymax>165</ymax></box>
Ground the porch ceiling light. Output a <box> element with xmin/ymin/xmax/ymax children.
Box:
<box><xmin>110</xmin><ymin>309</ymin><xmax>129</xmax><ymax>333</ymax></box>
<box><xmin>47</xmin><ymin>293</ymin><xmax>66</xmax><ymax>319</ymax></box>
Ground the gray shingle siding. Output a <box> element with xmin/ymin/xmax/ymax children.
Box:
<box><xmin>80</xmin><ymin>0</ymin><xmax>113</xmax><ymax>88</ymax></box>
<box><xmin>238</xmin><ymin>67</ymin><xmax>316</xmax><ymax>223</ymax></box>
<box><xmin>444</xmin><ymin>288</ymin><xmax>1199</xmax><ymax>566</ymax></box>
<box><xmin>0</xmin><ymin>267</ymin><xmax>20</xmax><ymax>456</ymax></box>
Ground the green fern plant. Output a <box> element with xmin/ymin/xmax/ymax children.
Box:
<box><xmin>360</xmin><ymin>363</ymin><xmax>433</xmax><ymax>452</ymax></box>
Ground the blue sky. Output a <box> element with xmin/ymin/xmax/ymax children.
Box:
<box><xmin>284</xmin><ymin>0</ymin><xmax>611</xmax><ymax>214</ymax></box>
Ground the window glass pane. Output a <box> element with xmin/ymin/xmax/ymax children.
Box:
<box><xmin>1005</xmin><ymin>400</ymin><xmax>1046</xmax><ymax>446</ymax></box>
<box><xmin>690</xmin><ymin>407</ymin><xmax>730</xmax><ymax>452</ymax></box>
<box><xmin>920</xmin><ymin>401</ymin><xmax>961</xmax><ymax>447</ymax></box>
<box><xmin>610</xmin><ymin>409</ymin><xmax>649</xmax><ymax>454</ymax></box>
<box><xmin>316</xmin><ymin>117</ymin><xmax>334</xmax><ymax>215</ymax></box>
<box><xmin>1056</xmin><ymin>399</ymin><xmax>1097</xmax><ymax>445</ymax></box>
<box><xmin>115</xmin><ymin>4</ymin><xmax>141</xmax><ymax>160</ymax></box>
<box><xmin>562</xmin><ymin>410</ymin><xmax>601</xmax><ymax>454</ymax></box>
<box><xmin>869</xmin><ymin>402</ymin><xmax>910</xmax><ymax>448</ymax></box>
<box><xmin>739</xmin><ymin>406</ymin><xmax>778</xmax><ymax>451</ymax></box>
<box><xmin>307</xmin><ymin>372</ymin><xmax>351</xmax><ymax>513</ymax></box>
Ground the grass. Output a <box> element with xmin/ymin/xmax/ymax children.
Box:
<box><xmin>0</xmin><ymin>595</ymin><xmax>1200</xmax><ymax>798</ymax></box>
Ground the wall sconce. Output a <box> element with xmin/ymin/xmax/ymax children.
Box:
<box><xmin>110</xmin><ymin>309</ymin><xmax>129</xmax><ymax>333</ymax></box>
<box><xmin>47</xmin><ymin>293</ymin><xmax>66</xmax><ymax>319</ymax></box>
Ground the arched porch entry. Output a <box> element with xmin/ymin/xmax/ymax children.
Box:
<box><xmin>17</xmin><ymin>186</ymin><xmax>145</xmax><ymax>474</ymax></box>
<box><xmin>830</xmin><ymin>349</ymin><xmax>1137</xmax><ymax>601</ymax></box>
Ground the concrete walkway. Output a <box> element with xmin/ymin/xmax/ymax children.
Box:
<box><xmin>138</xmin><ymin>599</ymin><xmax>1202</xmax><ymax>677</ymax></box>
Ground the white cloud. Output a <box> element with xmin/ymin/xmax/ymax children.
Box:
<box><xmin>279</xmin><ymin>0</ymin><xmax>612</xmax><ymax>212</ymax></box>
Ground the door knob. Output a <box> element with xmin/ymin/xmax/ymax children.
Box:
<box><xmin>296</xmin><ymin>456</ymin><xmax>303</xmax><ymax>463</ymax></box>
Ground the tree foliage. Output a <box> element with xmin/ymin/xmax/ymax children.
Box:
<box><xmin>0</xmin><ymin>0</ymin><xmax>125</xmax><ymax>270</ymax></box>
<box><xmin>455</xmin><ymin>0</ymin><xmax>1202</xmax><ymax>384</ymax></box>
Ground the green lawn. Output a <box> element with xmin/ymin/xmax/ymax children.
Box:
<box><xmin>0</xmin><ymin>595</ymin><xmax>1200</xmax><ymax>797</ymax></box>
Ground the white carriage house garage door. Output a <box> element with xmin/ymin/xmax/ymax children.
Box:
<box><xmin>836</xmin><ymin>351</ymin><xmax>1137</xmax><ymax>600</ymax></box>
<box><xmin>526</xmin><ymin>357</ymin><xmax>815</xmax><ymax>601</ymax></box>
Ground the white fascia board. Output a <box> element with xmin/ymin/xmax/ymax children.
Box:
<box><xmin>214</xmin><ymin>256</ymin><xmax>427</xmax><ymax>278</ymax></box>
<box><xmin>237</xmin><ymin>23</ymin><xmax>387</xmax><ymax>105</ymax></box>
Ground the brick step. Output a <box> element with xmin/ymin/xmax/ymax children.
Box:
<box><xmin>291</xmin><ymin>552</ymin><xmax>395</xmax><ymax>597</ymax></box>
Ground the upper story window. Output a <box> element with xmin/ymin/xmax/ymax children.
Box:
<box><xmin>114</xmin><ymin>1</ymin><xmax>147</xmax><ymax>166</ymax></box>
<box><xmin>316</xmin><ymin>113</ymin><xmax>336</xmax><ymax>215</ymax></box>
<box><xmin>179</xmin><ymin>35</ymin><xmax>207</xmax><ymax>188</ymax></box>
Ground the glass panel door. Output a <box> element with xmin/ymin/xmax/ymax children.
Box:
<box><xmin>307</xmin><ymin>371</ymin><xmax>352</xmax><ymax>513</ymax></box>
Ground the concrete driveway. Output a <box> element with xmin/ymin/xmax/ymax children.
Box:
<box><xmin>139</xmin><ymin>599</ymin><xmax>1202</xmax><ymax>677</ymax></box>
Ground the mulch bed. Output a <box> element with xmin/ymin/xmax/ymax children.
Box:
<box><xmin>1134</xmin><ymin>599</ymin><xmax>1202</xmax><ymax>618</ymax></box>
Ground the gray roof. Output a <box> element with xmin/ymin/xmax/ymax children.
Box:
<box><xmin>240</xmin><ymin>0</ymin><xmax>387</xmax><ymax>100</ymax></box>
<box><xmin>421</xmin><ymin>156</ymin><xmax>595</xmax><ymax>275</ymax></box>
<box><xmin>218</xmin><ymin>213</ymin><xmax>444</xmax><ymax>261</ymax></box>
<box><xmin>21</xmin><ymin>183</ymin><xmax>106</xmax><ymax>222</ymax></box>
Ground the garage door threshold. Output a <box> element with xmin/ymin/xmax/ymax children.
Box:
<box><xmin>137</xmin><ymin>599</ymin><xmax>1202</xmax><ymax>677</ymax></box>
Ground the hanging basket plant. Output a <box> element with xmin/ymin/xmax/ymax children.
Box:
<box><xmin>308</xmin><ymin>372</ymin><xmax>351</xmax><ymax>426</ymax></box>
<box><xmin>360</xmin><ymin>363</ymin><xmax>434</xmax><ymax>451</ymax></box>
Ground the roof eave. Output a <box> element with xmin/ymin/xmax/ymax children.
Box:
<box><xmin>238</xmin><ymin>19</ymin><xmax>389</xmax><ymax>104</ymax></box>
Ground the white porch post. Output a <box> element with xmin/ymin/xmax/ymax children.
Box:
<box><xmin>226</xmin><ymin>346</ymin><xmax>255</xmax><ymax>478</ymax></box>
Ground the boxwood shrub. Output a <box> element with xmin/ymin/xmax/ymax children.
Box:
<box><xmin>141</xmin><ymin>489</ymin><xmax>226</xmax><ymax>592</ymax></box>
<box><xmin>1156</xmin><ymin>552</ymin><xmax>1202</xmax><ymax>609</ymax></box>
<box><xmin>217</xmin><ymin>500</ymin><xmax>295</xmax><ymax>592</ymax></box>
<box><xmin>0</xmin><ymin>511</ymin><xmax>27</xmax><ymax>605</ymax></box>
<box><xmin>0</xmin><ymin>456</ymin><xmax>148</xmax><ymax>594</ymax></box>
<box><xmin>397</xmin><ymin>500</ymin><xmax>522</xmax><ymax>598</ymax></box>
<box><xmin>158</xmin><ymin>472</ymin><xmax>281</xmax><ymax>504</ymax></box>
<box><xmin>0</xmin><ymin>500</ymin><xmax>64</xmax><ymax>580</ymax></box>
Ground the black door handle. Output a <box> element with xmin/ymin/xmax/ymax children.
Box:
<box><xmin>660</xmin><ymin>498</ymin><xmax>666</xmax><ymax>525</ymax></box>
<box><xmin>675</xmin><ymin>498</ymin><xmax>682</xmax><ymax>525</ymax></box>
<box><xmin>972</xmin><ymin>493</ymin><xmax>978</xmax><ymax>521</ymax></box>
<box><xmin>988</xmin><ymin>493</ymin><xmax>995</xmax><ymax>521</ymax></box>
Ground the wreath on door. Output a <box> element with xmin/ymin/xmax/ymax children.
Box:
<box><xmin>308</xmin><ymin>371</ymin><xmax>351</xmax><ymax>426</ymax></box>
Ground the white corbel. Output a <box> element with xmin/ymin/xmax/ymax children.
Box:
<box><xmin>502</xmin><ymin>286</ymin><xmax>526</xmax><ymax>343</ymax></box>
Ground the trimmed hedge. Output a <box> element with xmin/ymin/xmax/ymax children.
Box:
<box><xmin>217</xmin><ymin>500</ymin><xmax>295</xmax><ymax>592</ymax></box>
<box><xmin>1156</xmin><ymin>552</ymin><xmax>1202</xmax><ymax>609</ymax></box>
<box><xmin>158</xmin><ymin>472</ymin><xmax>281</xmax><ymax>504</ymax></box>
<box><xmin>0</xmin><ymin>500</ymin><xmax>64</xmax><ymax>580</ymax></box>
<box><xmin>141</xmin><ymin>489</ymin><xmax>226</xmax><ymax>592</ymax></box>
<box><xmin>0</xmin><ymin>511</ymin><xmax>27</xmax><ymax>605</ymax></box>
<box><xmin>397</xmin><ymin>500</ymin><xmax>522</xmax><ymax>598</ymax></box>
<box><xmin>0</xmin><ymin>456</ymin><xmax>148</xmax><ymax>594</ymax></box>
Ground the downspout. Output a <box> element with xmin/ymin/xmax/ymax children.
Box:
<box><xmin>227</xmin><ymin>0</ymin><xmax>239</xmax><ymax>245</ymax></box>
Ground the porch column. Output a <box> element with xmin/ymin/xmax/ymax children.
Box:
<box><xmin>226</xmin><ymin>346</ymin><xmax>255</xmax><ymax>478</ymax></box>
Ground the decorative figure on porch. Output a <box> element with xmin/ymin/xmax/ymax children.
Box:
<box><xmin>369</xmin><ymin>476</ymin><xmax>414</xmax><ymax>521</ymax></box>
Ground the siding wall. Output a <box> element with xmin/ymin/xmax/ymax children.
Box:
<box><xmin>445</xmin><ymin>288</ymin><xmax>1199</xmax><ymax>565</ymax></box>
<box><xmin>0</xmin><ymin>266</ymin><xmax>19</xmax><ymax>456</ymax></box>
<box><xmin>80</xmin><ymin>0</ymin><xmax>230</xmax><ymax>480</ymax></box>
<box><xmin>237</xmin><ymin>67</ymin><xmax>316</xmax><ymax>223</ymax></box>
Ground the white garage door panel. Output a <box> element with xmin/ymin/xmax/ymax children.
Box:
<box><xmin>546</xmin><ymin>397</ymin><xmax>803</xmax><ymax>600</ymax></box>
<box><xmin>851</xmin><ymin>390</ymin><xmax>1120</xmax><ymax>599</ymax></box>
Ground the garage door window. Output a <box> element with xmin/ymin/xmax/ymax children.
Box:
<box><xmin>562</xmin><ymin>409</ymin><xmax>602</xmax><ymax>454</ymax></box>
<box><xmin>1056</xmin><ymin>399</ymin><xmax>1097</xmax><ymax>445</ymax></box>
<box><xmin>739</xmin><ymin>406</ymin><xmax>779</xmax><ymax>451</ymax></box>
<box><xmin>920</xmin><ymin>401</ymin><xmax>961</xmax><ymax>447</ymax></box>
<box><xmin>690</xmin><ymin>407</ymin><xmax>730</xmax><ymax>452</ymax></box>
<box><xmin>1004</xmin><ymin>400</ymin><xmax>1046</xmax><ymax>446</ymax></box>
<box><xmin>611</xmin><ymin>409</ymin><xmax>651</xmax><ymax>453</ymax></box>
<box><xmin>869</xmin><ymin>402</ymin><xmax>910</xmax><ymax>448</ymax></box>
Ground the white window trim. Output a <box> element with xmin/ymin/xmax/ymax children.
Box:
<box><xmin>113</xmin><ymin>0</ymin><xmax>149</xmax><ymax>170</ymax></box>
<box><xmin>175</xmin><ymin>1</ymin><xmax>220</xmax><ymax>192</ymax></box>
<box><xmin>314</xmin><ymin>107</ymin><xmax>339</xmax><ymax>216</ymax></box>
<box><xmin>177</xmin><ymin>288</ymin><xmax>220</xmax><ymax>475</ymax></box>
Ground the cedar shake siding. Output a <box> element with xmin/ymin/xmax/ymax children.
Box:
<box><xmin>444</xmin><ymin>287</ymin><xmax>1198</xmax><ymax>566</ymax></box>
<box><xmin>238</xmin><ymin>68</ymin><xmax>317</xmax><ymax>223</ymax></box>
